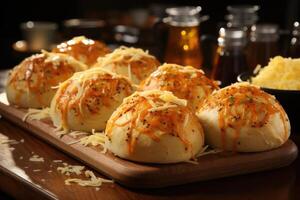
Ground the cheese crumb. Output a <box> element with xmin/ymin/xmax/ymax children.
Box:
<box><xmin>29</xmin><ymin>155</ymin><xmax>44</xmax><ymax>162</ymax></box>
<box><xmin>0</xmin><ymin>136</ymin><xmax>19</xmax><ymax>145</ymax></box>
<box><xmin>57</xmin><ymin>163</ymin><xmax>85</xmax><ymax>176</ymax></box>
<box><xmin>65</xmin><ymin>170</ymin><xmax>113</xmax><ymax>187</ymax></box>
<box><xmin>79</xmin><ymin>131</ymin><xmax>107</xmax><ymax>153</ymax></box>
<box><xmin>53</xmin><ymin>160</ymin><xmax>63</xmax><ymax>163</ymax></box>
<box><xmin>22</xmin><ymin>108</ymin><xmax>50</xmax><ymax>121</ymax></box>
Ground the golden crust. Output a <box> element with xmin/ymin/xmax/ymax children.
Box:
<box><xmin>53</xmin><ymin>36</ymin><xmax>111</xmax><ymax>66</ymax></box>
<box><xmin>95</xmin><ymin>46</ymin><xmax>160</xmax><ymax>84</ymax></box>
<box><xmin>6</xmin><ymin>52</ymin><xmax>87</xmax><ymax>108</ymax></box>
<box><xmin>140</xmin><ymin>63</ymin><xmax>219</xmax><ymax>110</ymax></box>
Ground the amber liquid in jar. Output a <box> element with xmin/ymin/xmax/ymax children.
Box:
<box><xmin>212</xmin><ymin>46</ymin><xmax>248</xmax><ymax>87</ymax></box>
<box><xmin>164</xmin><ymin>26</ymin><xmax>203</xmax><ymax>68</ymax></box>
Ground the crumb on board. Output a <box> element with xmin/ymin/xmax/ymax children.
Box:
<box><xmin>64</xmin><ymin>170</ymin><xmax>113</xmax><ymax>187</ymax></box>
<box><xmin>57</xmin><ymin>163</ymin><xmax>85</xmax><ymax>176</ymax></box>
<box><xmin>53</xmin><ymin>160</ymin><xmax>63</xmax><ymax>163</ymax></box>
<box><xmin>29</xmin><ymin>154</ymin><xmax>44</xmax><ymax>162</ymax></box>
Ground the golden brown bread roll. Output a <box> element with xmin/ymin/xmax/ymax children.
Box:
<box><xmin>105</xmin><ymin>90</ymin><xmax>205</xmax><ymax>163</ymax></box>
<box><xmin>94</xmin><ymin>46</ymin><xmax>160</xmax><ymax>84</ymax></box>
<box><xmin>196</xmin><ymin>82</ymin><xmax>290</xmax><ymax>152</ymax></box>
<box><xmin>52</xmin><ymin>36</ymin><xmax>111</xmax><ymax>66</ymax></box>
<box><xmin>140</xmin><ymin>63</ymin><xmax>219</xmax><ymax>110</ymax></box>
<box><xmin>6</xmin><ymin>51</ymin><xmax>87</xmax><ymax>108</ymax></box>
<box><xmin>50</xmin><ymin>67</ymin><xmax>134</xmax><ymax>133</ymax></box>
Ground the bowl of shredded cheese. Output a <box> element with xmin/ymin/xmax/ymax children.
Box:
<box><xmin>238</xmin><ymin>56</ymin><xmax>300</xmax><ymax>132</ymax></box>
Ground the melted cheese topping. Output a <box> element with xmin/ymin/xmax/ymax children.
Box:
<box><xmin>7</xmin><ymin>51</ymin><xmax>87</xmax><ymax>107</ymax></box>
<box><xmin>198</xmin><ymin>82</ymin><xmax>289</xmax><ymax>151</ymax></box>
<box><xmin>52</xmin><ymin>67</ymin><xmax>133</xmax><ymax>132</ymax></box>
<box><xmin>252</xmin><ymin>56</ymin><xmax>300</xmax><ymax>90</ymax></box>
<box><xmin>95</xmin><ymin>46</ymin><xmax>160</xmax><ymax>82</ymax></box>
<box><xmin>140</xmin><ymin>64</ymin><xmax>219</xmax><ymax>110</ymax></box>
<box><xmin>106</xmin><ymin>90</ymin><xmax>193</xmax><ymax>153</ymax></box>
<box><xmin>53</xmin><ymin>36</ymin><xmax>110</xmax><ymax>66</ymax></box>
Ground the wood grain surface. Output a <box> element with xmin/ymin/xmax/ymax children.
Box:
<box><xmin>0</xmin><ymin>93</ymin><xmax>298</xmax><ymax>189</ymax></box>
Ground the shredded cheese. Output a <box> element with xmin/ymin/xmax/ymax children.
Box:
<box><xmin>29</xmin><ymin>155</ymin><xmax>44</xmax><ymax>162</ymax></box>
<box><xmin>53</xmin><ymin>160</ymin><xmax>63</xmax><ymax>163</ymax></box>
<box><xmin>64</xmin><ymin>170</ymin><xmax>113</xmax><ymax>187</ymax></box>
<box><xmin>57</xmin><ymin>164</ymin><xmax>85</xmax><ymax>176</ymax></box>
<box><xmin>159</xmin><ymin>93</ymin><xmax>187</xmax><ymax>106</ymax></box>
<box><xmin>0</xmin><ymin>136</ymin><xmax>19</xmax><ymax>145</ymax></box>
<box><xmin>23</xmin><ymin>108</ymin><xmax>50</xmax><ymax>121</ymax></box>
<box><xmin>252</xmin><ymin>56</ymin><xmax>300</xmax><ymax>90</ymax></box>
<box><xmin>148</xmin><ymin>104</ymin><xmax>177</xmax><ymax>112</ymax></box>
<box><xmin>79</xmin><ymin>131</ymin><xmax>108</xmax><ymax>153</ymax></box>
<box><xmin>96</xmin><ymin>46</ymin><xmax>155</xmax><ymax>67</ymax></box>
<box><xmin>69</xmin><ymin>131</ymin><xmax>89</xmax><ymax>138</ymax></box>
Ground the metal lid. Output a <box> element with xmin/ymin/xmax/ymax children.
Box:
<box><xmin>164</xmin><ymin>6</ymin><xmax>202</xmax><ymax>27</ymax></box>
<box><xmin>292</xmin><ymin>21</ymin><xmax>300</xmax><ymax>36</ymax></box>
<box><xmin>227</xmin><ymin>5</ymin><xmax>260</xmax><ymax>14</ymax></box>
<box><xmin>250</xmin><ymin>24</ymin><xmax>279</xmax><ymax>42</ymax></box>
<box><xmin>226</xmin><ymin>5</ymin><xmax>259</xmax><ymax>28</ymax></box>
<box><xmin>218</xmin><ymin>27</ymin><xmax>247</xmax><ymax>47</ymax></box>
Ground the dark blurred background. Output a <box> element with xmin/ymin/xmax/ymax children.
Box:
<box><xmin>0</xmin><ymin>0</ymin><xmax>299</xmax><ymax>68</ymax></box>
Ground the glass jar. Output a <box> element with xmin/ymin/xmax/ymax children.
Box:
<box><xmin>163</xmin><ymin>6</ymin><xmax>205</xmax><ymax>68</ymax></box>
<box><xmin>247</xmin><ymin>24</ymin><xmax>280</xmax><ymax>69</ymax></box>
<box><xmin>226</xmin><ymin>5</ymin><xmax>259</xmax><ymax>34</ymax></box>
<box><xmin>289</xmin><ymin>21</ymin><xmax>300</xmax><ymax>58</ymax></box>
<box><xmin>211</xmin><ymin>28</ymin><xmax>249</xmax><ymax>87</ymax></box>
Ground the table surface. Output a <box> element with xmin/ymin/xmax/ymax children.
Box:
<box><xmin>0</xmin><ymin>117</ymin><xmax>299</xmax><ymax>200</ymax></box>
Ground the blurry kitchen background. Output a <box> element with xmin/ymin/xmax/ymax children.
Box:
<box><xmin>0</xmin><ymin>0</ymin><xmax>299</xmax><ymax>72</ymax></box>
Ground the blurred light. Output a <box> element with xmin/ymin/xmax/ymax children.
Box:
<box><xmin>183</xmin><ymin>44</ymin><xmax>189</xmax><ymax>51</ymax></box>
<box><xmin>26</xmin><ymin>21</ymin><xmax>34</xmax><ymax>28</ymax></box>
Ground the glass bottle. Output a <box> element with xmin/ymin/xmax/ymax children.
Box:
<box><xmin>226</xmin><ymin>5</ymin><xmax>260</xmax><ymax>35</ymax></box>
<box><xmin>289</xmin><ymin>21</ymin><xmax>300</xmax><ymax>58</ymax></box>
<box><xmin>247</xmin><ymin>24</ymin><xmax>280</xmax><ymax>69</ymax></box>
<box><xmin>211</xmin><ymin>28</ymin><xmax>249</xmax><ymax>87</ymax></box>
<box><xmin>164</xmin><ymin>6</ymin><xmax>204</xmax><ymax>68</ymax></box>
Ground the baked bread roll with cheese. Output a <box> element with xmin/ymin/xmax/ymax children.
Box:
<box><xmin>94</xmin><ymin>46</ymin><xmax>160</xmax><ymax>84</ymax></box>
<box><xmin>6</xmin><ymin>51</ymin><xmax>87</xmax><ymax>108</ymax></box>
<box><xmin>50</xmin><ymin>67</ymin><xmax>134</xmax><ymax>132</ymax></box>
<box><xmin>196</xmin><ymin>82</ymin><xmax>290</xmax><ymax>152</ymax></box>
<box><xmin>140</xmin><ymin>64</ymin><xmax>219</xmax><ymax>110</ymax></box>
<box><xmin>52</xmin><ymin>36</ymin><xmax>111</xmax><ymax>66</ymax></box>
<box><xmin>105</xmin><ymin>90</ymin><xmax>205</xmax><ymax>163</ymax></box>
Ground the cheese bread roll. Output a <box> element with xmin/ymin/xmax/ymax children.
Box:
<box><xmin>105</xmin><ymin>90</ymin><xmax>205</xmax><ymax>163</ymax></box>
<box><xmin>140</xmin><ymin>64</ymin><xmax>219</xmax><ymax>110</ymax></box>
<box><xmin>196</xmin><ymin>82</ymin><xmax>290</xmax><ymax>152</ymax></box>
<box><xmin>50</xmin><ymin>68</ymin><xmax>134</xmax><ymax>132</ymax></box>
<box><xmin>6</xmin><ymin>52</ymin><xmax>87</xmax><ymax>108</ymax></box>
<box><xmin>52</xmin><ymin>36</ymin><xmax>110</xmax><ymax>66</ymax></box>
<box><xmin>94</xmin><ymin>46</ymin><xmax>160</xmax><ymax>84</ymax></box>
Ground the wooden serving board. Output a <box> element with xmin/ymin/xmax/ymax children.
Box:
<box><xmin>0</xmin><ymin>93</ymin><xmax>298</xmax><ymax>188</ymax></box>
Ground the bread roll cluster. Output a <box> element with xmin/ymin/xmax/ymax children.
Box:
<box><xmin>5</xmin><ymin>36</ymin><xmax>291</xmax><ymax>164</ymax></box>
